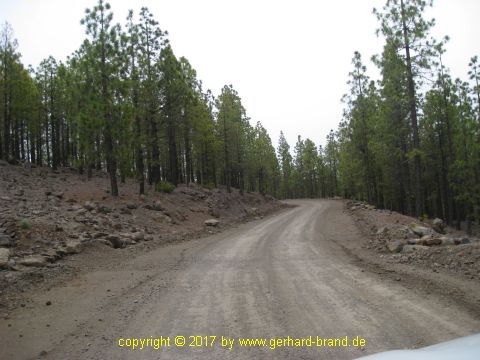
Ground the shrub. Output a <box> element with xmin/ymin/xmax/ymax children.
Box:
<box><xmin>155</xmin><ymin>181</ymin><xmax>176</xmax><ymax>193</ymax></box>
<box><xmin>19</xmin><ymin>218</ymin><xmax>31</xmax><ymax>230</ymax></box>
<box><xmin>420</xmin><ymin>213</ymin><xmax>429</xmax><ymax>222</ymax></box>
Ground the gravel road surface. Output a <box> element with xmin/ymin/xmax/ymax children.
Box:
<box><xmin>1</xmin><ymin>200</ymin><xmax>479</xmax><ymax>359</ymax></box>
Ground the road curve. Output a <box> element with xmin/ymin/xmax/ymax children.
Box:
<box><xmin>1</xmin><ymin>200</ymin><xmax>479</xmax><ymax>359</ymax></box>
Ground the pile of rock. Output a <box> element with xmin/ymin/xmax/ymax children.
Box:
<box><xmin>384</xmin><ymin>219</ymin><xmax>477</xmax><ymax>254</ymax></box>
<box><xmin>0</xmin><ymin>217</ymin><xmax>18</xmax><ymax>269</ymax></box>
<box><xmin>347</xmin><ymin>201</ymin><xmax>376</xmax><ymax>211</ymax></box>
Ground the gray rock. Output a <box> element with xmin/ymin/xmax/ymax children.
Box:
<box><xmin>387</xmin><ymin>240</ymin><xmax>406</xmax><ymax>253</ymax></box>
<box><xmin>153</xmin><ymin>200</ymin><xmax>164</xmax><ymax>211</ymax></box>
<box><xmin>120</xmin><ymin>208</ymin><xmax>132</xmax><ymax>215</ymax></box>
<box><xmin>205</xmin><ymin>219</ymin><xmax>220</xmax><ymax>227</ymax></box>
<box><xmin>432</xmin><ymin>218</ymin><xmax>445</xmax><ymax>234</ymax></box>
<box><xmin>132</xmin><ymin>232</ymin><xmax>144</xmax><ymax>241</ymax></box>
<box><xmin>440</xmin><ymin>237</ymin><xmax>456</xmax><ymax>246</ymax></box>
<box><xmin>52</xmin><ymin>191</ymin><xmax>64</xmax><ymax>199</ymax></box>
<box><xmin>145</xmin><ymin>201</ymin><xmax>164</xmax><ymax>211</ymax></box>
<box><xmin>62</xmin><ymin>221</ymin><xmax>84</xmax><ymax>232</ymax></box>
<box><xmin>65</xmin><ymin>240</ymin><xmax>82</xmax><ymax>254</ymax></box>
<box><xmin>154</xmin><ymin>213</ymin><xmax>172</xmax><ymax>224</ymax></box>
<box><xmin>75</xmin><ymin>208</ymin><xmax>87</xmax><ymax>216</ymax></box>
<box><xmin>98</xmin><ymin>205</ymin><xmax>112</xmax><ymax>214</ymax></box>
<box><xmin>388</xmin><ymin>226</ymin><xmax>416</xmax><ymax>240</ymax></box>
<box><xmin>126</xmin><ymin>203</ymin><xmax>137</xmax><ymax>210</ymax></box>
<box><xmin>410</xmin><ymin>223</ymin><xmax>435</xmax><ymax>237</ymax></box>
<box><xmin>0</xmin><ymin>248</ymin><xmax>10</xmax><ymax>269</ymax></box>
<box><xmin>208</xmin><ymin>208</ymin><xmax>220</xmax><ymax>218</ymax></box>
<box><xmin>376</xmin><ymin>227</ymin><xmax>389</xmax><ymax>235</ymax></box>
<box><xmin>84</xmin><ymin>201</ymin><xmax>96</xmax><ymax>211</ymax></box>
<box><xmin>0</xmin><ymin>234</ymin><xmax>13</xmax><ymax>247</ymax></box>
<box><xmin>93</xmin><ymin>232</ymin><xmax>108</xmax><ymax>239</ymax></box>
<box><xmin>42</xmin><ymin>249</ymin><xmax>62</xmax><ymax>261</ymax></box>
<box><xmin>19</xmin><ymin>256</ymin><xmax>48</xmax><ymax>267</ymax></box>
<box><xmin>106</xmin><ymin>235</ymin><xmax>126</xmax><ymax>249</ymax></box>
<box><xmin>455</xmin><ymin>237</ymin><xmax>471</xmax><ymax>245</ymax></box>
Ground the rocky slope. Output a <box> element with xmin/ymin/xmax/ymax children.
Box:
<box><xmin>346</xmin><ymin>200</ymin><xmax>480</xmax><ymax>281</ymax></box>
<box><xmin>0</xmin><ymin>161</ymin><xmax>285</xmax><ymax>304</ymax></box>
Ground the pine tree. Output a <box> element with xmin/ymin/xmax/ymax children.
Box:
<box><xmin>374</xmin><ymin>0</ymin><xmax>446</xmax><ymax>217</ymax></box>
<box><xmin>81</xmin><ymin>0</ymin><xmax>122</xmax><ymax>196</ymax></box>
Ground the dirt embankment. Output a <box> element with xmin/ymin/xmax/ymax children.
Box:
<box><xmin>345</xmin><ymin>200</ymin><xmax>480</xmax><ymax>282</ymax></box>
<box><xmin>0</xmin><ymin>161</ymin><xmax>286</xmax><ymax>310</ymax></box>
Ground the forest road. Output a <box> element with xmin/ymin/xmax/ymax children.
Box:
<box><xmin>1</xmin><ymin>200</ymin><xmax>479</xmax><ymax>360</ymax></box>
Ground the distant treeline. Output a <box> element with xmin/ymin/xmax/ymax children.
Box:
<box><xmin>1</xmin><ymin>0</ymin><xmax>479</xmax><ymax>230</ymax></box>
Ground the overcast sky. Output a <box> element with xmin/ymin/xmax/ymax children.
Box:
<box><xmin>2</xmin><ymin>0</ymin><xmax>479</xmax><ymax>148</ymax></box>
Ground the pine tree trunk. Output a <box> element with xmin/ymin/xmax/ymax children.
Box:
<box><xmin>135</xmin><ymin>113</ymin><xmax>145</xmax><ymax>195</ymax></box>
<box><xmin>401</xmin><ymin>0</ymin><xmax>423</xmax><ymax>218</ymax></box>
<box><xmin>149</xmin><ymin>112</ymin><xmax>160</xmax><ymax>185</ymax></box>
<box><xmin>167</xmin><ymin>115</ymin><xmax>178</xmax><ymax>185</ymax></box>
<box><xmin>222</xmin><ymin>114</ymin><xmax>230</xmax><ymax>192</ymax></box>
<box><xmin>2</xmin><ymin>49</ymin><xmax>9</xmax><ymax>161</ymax></box>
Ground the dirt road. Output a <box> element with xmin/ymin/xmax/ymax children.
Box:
<box><xmin>1</xmin><ymin>200</ymin><xmax>479</xmax><ymax>359</ymax></box>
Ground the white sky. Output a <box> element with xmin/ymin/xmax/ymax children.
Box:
<box><xmin>2</xmin><ymin>0</ymin><xmax>480</xmax><ymax>148</ymax></box>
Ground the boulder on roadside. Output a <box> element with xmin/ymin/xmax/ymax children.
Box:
<box><xmin>455</xmin><ymin>237</ymin><xmax>471</xmax><ymax>245</ymax></box>
<box><xmin>410</xmin><ymin>223</ymin><xmax>435</xmax><ymax>237</ymax></box>
<box><xmin>83</xmin><ymin>201</ymin><xmax>96</xmax><ymax>211</ymax></box>
<box><xmin>106</xmin><ymin>235</ymin><xmax>126</xmax><ymax>249</ymax></box>
<box><xmin>432</xmin><ymin>218</ymin><xmax>445</xmax><ymax>234</ymax></box>
<box><xmin>154</xmin><ymin>213</ymin><xmax>172</xmax><ymax>224</ymax></box>
<box><xmin>205</xmin><ymin>219</ymin><xmax>220</xmax><ymax>227</ymax></box>
<box><xmin>131</xmin><ymin>232</ymin><xmax>144</xmax><ymax>241</ymax></box>
<box><xmin>98</xmin><ymin>205</ymin><xmax>112</xmax><ymax>214</ymax></box>
<box><xmin>208</xmin><ymin>207</ymin><xmax>220</xmax><ymax>218</ymax></box>
<box><xmin>154</xmin><ymin>201</ymin><xmax>165</xmax><ymax>211</ymax></box>
<box><xmin>42</xmin><ymin>249</ymin><xmax>62</xmax><ymax>262</ymax></box>
<box><xmin>0</xmin><ymin>248</ymin><xmax>10</xmax><ymax>269</ymax></box>
<box><xmin>0</xmin><ymin>234</ymin><xmax>13</xmax><ymax>247</ymax></box>
<box><xmin>65</xmin><ymin>239</ymin><xmax>82</xmax><ymax>254</ymax></box>
<box><xmin>19</xmin><ymin>255</ymin><xmax>48</xmax><ymax>267</ymax></box>
<box><xmin>145</xmin><ymin>200</ymin><xmax>165</xmax><ymax>211</ymax></box>
<box><xmin>387</xmin><ymin>240</ymin><xmax>406</xmax><ymax>253</ymax></box>
<box><xmin>376</xmin><ymin>227</ymin><xmax>389</xmax><ymax>236</ymax></box>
